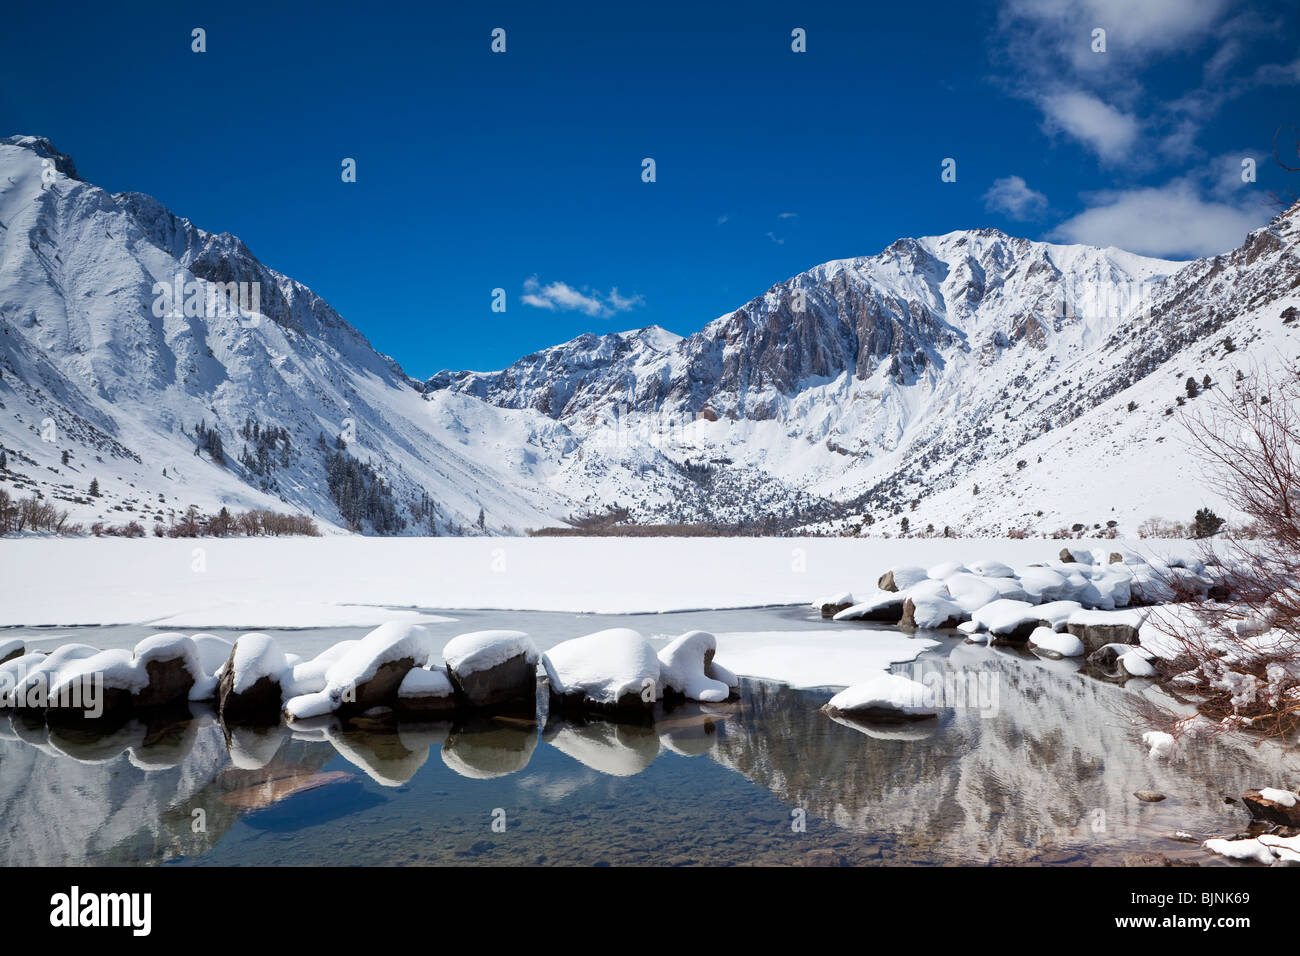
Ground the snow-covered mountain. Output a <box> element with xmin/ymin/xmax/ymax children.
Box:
<box><xmin>2</xmin><ymin>133</ymin><xmax>1297</xmax><ymax>536</ymax></box>
<box><xmin>429</xmin><ymin>203</ymin><xmax>1300</xmax><ymax>536</ymax></box>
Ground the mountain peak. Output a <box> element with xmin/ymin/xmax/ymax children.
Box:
<box><xmin>2</xmin><ymin>134</ymin><xmax>80</xmax><ymax>181</ymax></box>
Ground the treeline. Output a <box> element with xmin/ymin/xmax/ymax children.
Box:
<box><xmin>0</xmin><ymin>490</ymin><xmax>318</xmax><ymax>537</ymax></box>
<box><xmin>319</xmin><ymin>437</ymin><xmax>405</xmax><ymax>534</ymax></box>
<box><xmin>0</xmin><ymin>490</ymin><xmax>78</xmax><ymax>534</ymax></box>
<box><xmin>239</xmin><ymin>415</ymin><xmax>292</xmax><ymax>477</ymax></box>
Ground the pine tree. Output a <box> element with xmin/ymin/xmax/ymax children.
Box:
<box><xmin>89</xmin><ymin>478</ymin><xmax>100</xmax><ymax>497</ymax></box>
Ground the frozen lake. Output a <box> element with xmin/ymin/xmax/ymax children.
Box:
<box><xmin>0</xmin><ymin>605</ymin><xmax>1290</xmax><ymax>867</ymax></box>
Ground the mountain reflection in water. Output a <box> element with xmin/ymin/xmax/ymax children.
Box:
<box><xmin>0</xmin><ymin>641</ymin><xmax>1295</xmax><ymax>866</ymax></box>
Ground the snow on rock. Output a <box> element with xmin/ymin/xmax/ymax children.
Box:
<box><xmin>1260</xmin><ymin>787</ymin><xmax>1298</xmax><ymax>807</ymax></box>
<box><xmin>1142</xmin><ymin>731</ymin><xmax>1175</xmax><ymax>759</ymax></box>
<box><xmin>542</xmin><ymin>628</ymin><xmax>660</xmax><ymax>713</ymax></box>
<box><xmin>943</xmin><ymin>574</ymin><xmax>1003</xmax><ymax>613</ymax></box>
<box><xmin>1058</xmin><ymin>548</ymin><xmax>1095</xmax><ymax>565</ymax></box>
<box><xmin>0</xmin><ymin>639</ymin><xmax>24</xmax><ymax>665</ymax></box>
<box><xmin>927</xmin><ymin>561</ymin><xmax>966</xmax><ymax>580</ymax></box>
<box><xmin>823</xmin><ymin>674</ymin><xmax>939</xmax><ymax>721</ymax></box>
<box><xmin>1119</xmin><ymin>649</ymin><xmax>1157</xmax><ymax>677</ymax></box>
<box><xmin>1066</xmin><ymin>608</ymin><xmax>1149</xmax><ymax>654</ymax></box>
<box><xmin>1033</xmin><ymin>600</ymin><xmax>1084</xmax><ymax>631</ymax></box>
<box><xmin>968</xmin><ymin>559</ymin><xmax>1015</xmax><ymax>578</ymax></box>
<box><xmin>656</xmin><ymin>630</ymin><xmax>734</xmax><ymax>702</ymax></box>
<box><xmin>814</xmin><ymin>592</ymin><xmax>855</xmax><ymax>617</ymax></box>
<box><xmin>442</xmin><ymin>629</ymin><xmax>538</xmax><ymax>710</ymax></box>
<box><xmin>218</xmin><ymin>633</ymin><xmax>290</xmax><ymax>722</ymax></box>
<box><xmin>46</xmin><ymin>648</ymin><xmax>144</xmax><ymax>719</ymax></box>
<box><xmin>10</xmin><ymin>644</ymin><xmax>99</xmax><ymax>707</ymax></box>
<box><xmin>282</xmin><ymin>640</ymin><xmax>360</xmax><ymax>698</ymax></box>
<box><xmin>396</xmin><ymin>665</ymin><xmax>458</xmax><ymax>717</ymax></box>
<box><xmin>285</xmin><ymin>622</ymin><xmax>438</xmax><ymax>718</ymax></box>
<box><xmin>1015</xmin><ymin>567</ymin><xmax>1067</xmax><ymax>603</ymax></box>
<box><xmin>877</xmin><ymin>566</ymin><xmax>928</xmax><ymax>592</ymax></box>
<box><xmin>191</xmin><ymin>635</ymin><xmax>234</xmax><ymax>676</ymax></box>
<box><xmin>132</xmin><ymin>634</ymin><xmax>205</xmax><ymax>707</ymax></box>
<box><xmin>1028</xmin><ymin>627</ymin><xmax>1084</xmax><ymax>658</ymax></box>
<box><xmin>833</xmin><ymin>590</ymin><xmax>907</xmax><ymax>623</ymax></box>
<box><xmin>901</xmin><ymin>594</ymin><xmax>967</xmax><ymax>629</ymax></box>
<box><xmin>1204</xmin><ymin>834</ymin><xmax>1300</xmax><ymax>865</ymax></box>
<box><xmin>971</xmin><ymin>599</ymin><xmax>1044</xmax><ymax>640</ymax></box>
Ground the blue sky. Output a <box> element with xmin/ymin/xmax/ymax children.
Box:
<box><xmin>3</xmin><ymin>0</ymin><xmax>1298</xmax><ymax>376</ymax></box>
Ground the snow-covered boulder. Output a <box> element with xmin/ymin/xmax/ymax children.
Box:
<box><xmin>284</xmin><ymin>622</ymin><xmax>437</xmax><ymax>720</ymax></box>
<box><xmin>1027</xmin><ymin>627</ymin><xmax>1084</xmax><ymax>658</ymax></box>
<box><xmin>815</xmin><ymin>592</ymin><xmax>854</xmax><ymax>618</ymax></box>
<box><xmin>396</xmin><ymin>665</ymin><xmax>458</xmax><ymax>718</ymax></box>
<box><xmin>877</xmin><ymin>566</ymin><xmax>928</xmax><ymax>592</ymax></box>
<box><xmin>542</xmin><ymin>628</ymin><xmax>660</xmax><ymax>716</ymax></box>
<box><xmin>8</xmin><ymin>644</ymin><xmax>98</xmax><ymax>709</ymax></box>
<box><xmin>1058</xmin><ymin>547</ymin><xmax>1094</xmax><ymax>564</ymax></box>
<box><xmin>832</xmin><ymin>590</ymin><xmax>906</xmax><ymax>623</ymax></box>
<box><xmin>1066</xmin><ymin>608</ymin><xmax>1148</xmax><ymax>654</ymax></box>
<box><xmin>443</xmin><ymin>629</ymin><xmax>538</xmax><ymax>710</ymax></box>
<box><xmin>657</xmin><ymin>630</ymin><xmax>736</xmax><ymax>702</ymax></box>
<box><xmin>968</xmin><ymin>559</ymin><xmax>1015</xmax><ymax>578</ymax></box>
<box><xmin>218</xmin><ymin>633</ymin><xmax>290</xmax><ymax>723</ymax></box>
<box><xmin>822</xmin><ymin>674</ymin><xmax>938</xmax><ymax>722</ymax></box>
<box><xmin>1142</xmin><ymin>730</ymin><xmax>1175</xmax><ymax>759</ymax></box>
<box><xmin>971</xmin><ymin>599</ymin><xmax>1045</xmax><ymax>641</ymax></box>
<box><xmin>0</xmin><ymin>639</ymin><xmax>24</xmax><ymax>666</ymax></box>
<box><xmin>1118</xmin><ymin>648</ymin><xmax>1157</xmax><ymax>677</ymax></box>
<box><xmin>927</xmin><ymin>561</ymin><xmax>966</xmax><ymax>580</ymax></box>
<box><xmin>1242</xmin><ymin>788</ymin><xmax>1300</xmax><ymax>827</ymax></box>
<box><xmin>132</xmin><ymin>634</ymin><xmax>203</xmax><ymax>708</ymax></box>
<box><xmin>1015</xmin><ymin>567</ymin><xmax>1067</xmax><ymax>603</ymax></box>
<box><xmin>45</xmin><ymin>648</ymin><xmax>141</xmax><ymax>721</ymax></box>
<box><xmin>943</xmin><ymin>574</ymin><xmax>1002</xmax><ymax>613</ymax></box>
<box><xmin>282</xmin><ymin>640</ymin><xmax>360</xmax><ymax>698</ymax></box>
<box><xmin>901</xmin><ymin>594</ymin><xmax>967</xmax><ymax>629</ymax></box>
<box><xmin>1032</xmin><ymin>600</ymin><xmax>1084</xmax><ymax>631</ymax></box>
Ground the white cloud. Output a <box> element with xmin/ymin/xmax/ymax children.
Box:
<box><xmin>765</xmin><ymin>232</ymin><xmax>785</xmax><ymax>245</ymax></box>
<box><xmin>1040</xmin><ymin>91</ymin><xmax>1139</xmax><ymax>163</ymax></box>
<box><xmin>777</xmin><ymin>212</ymin><xmax>799</xmax><ymax>219</ymax></box>
<box><xmin>983</xmin><ymin>175</ymin><xmax>1049</xmax><ymax>220</ymax></box>
<box><xmin>1047</xmin><ymin>180</ymin><xmax>1269</xmax><ymax>258</ymax></box>
<box><xmin>520</xmin><ymin>276</ymin><xmax>642</xmax><ymax>318</ymax></box>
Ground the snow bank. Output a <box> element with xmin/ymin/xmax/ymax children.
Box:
<box><xmin>711</xmin><ymin>630</ymin><xmax>938</xmax><ymax>689</ymax></box>
<box><xmin>971</xmin><ymin>599</ymin><xmax>1041</xmax><ymax>636</ymax></box>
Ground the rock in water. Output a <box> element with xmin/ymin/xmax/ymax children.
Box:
<box><xmin>443</xmin><ymin>630</ymin><xmax>539</xmax><ymax>710</ymax></box>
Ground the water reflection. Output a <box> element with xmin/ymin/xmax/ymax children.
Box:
<box><xmin>0</xmin><ymin>641</ymin><xmax>1296</xmax><ymax>866</ymax></box>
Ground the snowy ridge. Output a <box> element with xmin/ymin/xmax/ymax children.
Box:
<box><xmin>2</xmin><ymin>133</ymin><xmax>1298</xmax><ymax>536</ymax></box>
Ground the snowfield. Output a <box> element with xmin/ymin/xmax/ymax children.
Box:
<box><xmin>0</xmin><ymin>535</ymin><xmax>1201</xmax><ymax>627</ymax></box>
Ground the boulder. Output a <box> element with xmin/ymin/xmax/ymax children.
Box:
<box><xmin>542</xmin><ymin>628</ymin><xmax>660</xmax><ymax>719</ymax></box>
<box><xmin>877</xmin><ymin>566</ymin><xmax>928</xmax><ymax>592</ymax></box>
<box><xmin>901</xmin><ymin>595</ymin><xmax>966</xmax><ymax>629</ymax></box>
<box><xmin>1066</xmin><ymin>609</ymin><xmax>1147</xmax><ymax>654</ymax></box>
<box><xmin>395</xmin><ymin>665</ymin><xmax>458</xmax><ymax>718</ymax></box>
<box><xmin>218</xmin><ymin>634</ymin><xmax>289</xmax><ymax>724</ymax></box>
<box><xmin>1242</xmin><ymin>788</ymin><xmax>1300</xmax><ymax>827</ymax></box>
<box><xmin>657</xmin><ymin>630</ymin><xmax>736</xmax><ymax>702</ymax></box>
<box><xmin>815</xmin><ymin>592</ymin><xmax>854</xmax><ymax>618</ymax></box>
<box><xmin>822</xmin><ymin>674</ymin><xmax>938</xmax><ymax>722</ymax></box>
<box><xmin>132</xmin><ymin>634</ymin><xmax>201</xmax><ymax>709</ymax></box>
<box><xmin>443</xmin><ymin>629</ymin><xmax>539</xmax><ymax>710</ymax></box>
<box><xmin>832</xmin><ymin>591</ymin><xmax>907</xmax><ymax>623</ymax></box>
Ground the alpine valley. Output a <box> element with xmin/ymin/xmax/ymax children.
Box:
<box><xmin>2</xmin><ymin>134</ymin><xmax>1297</xmax><ymax>537</ymax></box>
